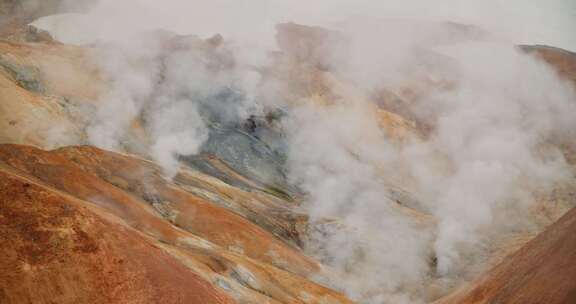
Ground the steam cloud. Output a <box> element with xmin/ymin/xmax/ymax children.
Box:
<box><xmin>36</xmin><ymin>0</ymin><xmax>576</xmax><ymax>302</ymax></box>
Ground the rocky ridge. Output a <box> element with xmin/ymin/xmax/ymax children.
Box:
<box><xmin>1</xmin><ymin>5</ymin><xmax>576</xmax><ymax>304</ymax></box>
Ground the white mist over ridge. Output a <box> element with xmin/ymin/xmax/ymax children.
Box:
<box><xmin>37</xmin><ymin>0</ymin><xmax>576</xmax><ymax>50</ymax></box>
<box><xmin>33</xmin><ymin>0</ymin><xmax>576</xmax><ymax>303</ymax></box>
<box><xmin>280</xmin><ymin>38</ymin><xmax>576</xmax><ymax>302</ymax></box>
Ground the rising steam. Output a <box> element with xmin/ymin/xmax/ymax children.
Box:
<box><xmin>36</xmin><ymin>0</ymin><xmax>576</xmax><ymax>303</ymax></box>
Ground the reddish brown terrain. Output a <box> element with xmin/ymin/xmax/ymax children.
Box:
<box><xmin>434</xmin><ymin>44</ymin><xmax>576</xmax><ymax>304</ymax></box>
<box><xmin>521</xmin><ymin>45</ymin><xmax>576</xmax><ymax>87</ymax></box>
<box><xmin>0</xmin><ymin>144</ymin><xmax>353</xmax><ymax>304</ymax></box>
<box><xmin>0</xmin><ymin>167</ymin><xmax>234</xmax><ymax>304</ymax></box>
<box><xmin>1</xmin><ymin>1</ymin><xmax>576</xmax><ymax>303</ymax></box>
<box><xmin>437</xmin><ymin>206</ymin><xmax>576</xmax><ymax>304</ymax></box>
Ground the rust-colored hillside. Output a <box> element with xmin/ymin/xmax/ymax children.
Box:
<box><xmin>1</xmin><ymin>2</ymin><xmax>576</xmax><ymax>303</ymax></box>
<box><xmin>437</xmin><ymin>205</ymin><xmax>576</xmax><ymax>304</ymax></box>
<box><xmin>0</xmin><ymin>144</ymin><xmax>353</xmax><ymax>304</ymax></box>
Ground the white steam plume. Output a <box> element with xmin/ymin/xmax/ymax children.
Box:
<box><xmin>83</xmin><ymin>30</ymin><xmax>254</xmax><ymax>176</ymax></box>
<box><xmin>34</xmin><ymin>0</ymin><xmax>576</xmax><ymax>302</ymax></box>
<box><xmin>281</xmin><ymin>35</ymin><xmax>576</xmax><ymax>303</ymax></box>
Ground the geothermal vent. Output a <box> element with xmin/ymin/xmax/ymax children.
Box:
<box><xmin>1</xmin><ymin>1</ymin><xmax>576</xmax><ymax>303</ymax></box>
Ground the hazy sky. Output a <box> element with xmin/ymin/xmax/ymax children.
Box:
<box><xmin>38</xmin><ymin>0</ymin><xmax>576</xmax><ymax>50</ymax></box>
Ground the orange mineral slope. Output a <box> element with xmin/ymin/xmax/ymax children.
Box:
<box><xmin>437</xmin><ymin>205</ymin><xmax>576</xmax><ymax>304</ymax></box>
<box><xmin>0</xmin><ymin>144</ymin><xmax>353</xmax><ymax>304</ymax></box>
<box><xmin>0</xmin><ymin>164</ymin><xmax>234</xmax><ymax>304</ymax></box>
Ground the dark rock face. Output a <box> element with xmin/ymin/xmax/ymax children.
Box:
<box><xmin>0</xmin><ymin>55</ymin><xmax>45</xmax><ymax>93</ymax></box>
<box><xmin>195</xmin><ymin>123</ymin><xmax>292</xmax><ymax>195</ymax></box>
<box><xmin>137</xmin><ymin>32</ymin><xmax>296</xmax><ymax>199</ymax></box>
<box><xmin>181</xmin><ymin>99</ymin><xmax>295</xmax><ymax>200</ymax></box>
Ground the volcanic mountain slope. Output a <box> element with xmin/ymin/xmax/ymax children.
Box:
<box><xmin>0</xmin><ymin>144</ymin><xmax>353</xmax><ymax>304</ymax></box>
<box><xmin>521</xmin><ymin>45</ymin><xmax>576</xmax><ymax>87</ymax></box>
<box><xmin>1</xmin><ymin>7</ymin><xmax>576</xmax><ymax>303</ymax></box>
<box><xmin>474</xmin><ymin>45</ymin><xmax>576</xmax><ymax>304</ymax></box>
<box><xmin>0</xmin><ymin>160</ymin><xmax>235</xmax><ymax>304</ymax></box>
<box><xmin>433</xmin><ymin>44</ymin><xmax>576</xmax><ymax>304</ymax></box>
<box><xmin>1</xmin><ymin>143</ymin><xmax>576</xmax><ymax>304</ymax></box>
<box><xmin>0</xmin><ymin>24</ymin><xmax>424</xmax><ymax>304</ymax></box>
<box><xmin>0</xmin><ymin>21</ymin><xmax>103</xmax><ymax>149</ymax></box>
<box><xmin>436</xmin><ymin>203</ymin><xmax>576</xmax><ymax>304</ymax></box>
